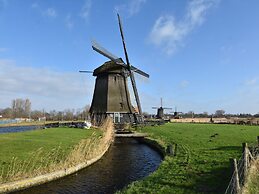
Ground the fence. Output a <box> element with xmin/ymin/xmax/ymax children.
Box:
<box><xmin>225</xmin><ymin>137</ymin><xmax>259</xmax><ymax>194</ymax></box>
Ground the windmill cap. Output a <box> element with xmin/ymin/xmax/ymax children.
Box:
<box><xmin>93</xmin><ymin>59</ymin><xmax>126</xmax><ymax>76</ymax></box>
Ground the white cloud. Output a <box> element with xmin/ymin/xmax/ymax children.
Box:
<box><xmin>149</xmin><ymin>0</ymin><xmax>219</xmax><ymax>55</ymax></box>
<box><xmin>80</xmin><ymin>0</ymin><xmax>91</xmax><ymax>22</ymax></box>
<box><xmin>43</xmin><ymin>8</ymin><xmax>57</xmax><ymax>18</ymax></box>
<box><xmin>0</xmin><ymin>60</ymin><xmax>94</xmax><ymax>110</ymax></box>
<box><xmin>115</xmin><ymin>0</ymin><xmax>147</xmax><ymax>17</ymax></box>
<box><xmin>65</xmin><ymin>14</ymin><xmax>74</xmax><ymax>29</ymax></box>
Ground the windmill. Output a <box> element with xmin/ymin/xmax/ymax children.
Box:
<box><xmin>152</xmin><ymin>98</ymin><xmax>172</xmax><ymax>119</ymax></box>
<box><xmin>80</xmin><ymin>14</ymin><xmax>149</xmax><ymax>125</ymax></box>
<box><xmin>170</xmin><ymin>107</ymin><xmax>183</xmax><ymax>119</ymax></box>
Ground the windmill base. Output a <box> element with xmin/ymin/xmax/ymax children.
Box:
<box><xmin>91</xmin><ymin>113</ymin><xmax>137</xmax><ymax>126</ymax></box>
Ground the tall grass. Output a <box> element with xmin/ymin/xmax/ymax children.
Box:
<box><xmin>0</xmin><ymin>117</ymin><xmax>114</xmax><ymax>184</ymax></box>
<box><xmin>243</xmin><ymin>160</ymin><xmax>259</xmax><ymax>194</ymax></box>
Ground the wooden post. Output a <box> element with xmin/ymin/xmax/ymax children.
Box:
<box><xmin>174</xmin><ymin>144</ymin><xmax>178</xmax><ymax>156</ymax></box>
<box><xmin>230</xmin><ymin>158</ymin><xmax>241</xmax><ymax>194</ymax></box>
<box><xmin>243</xmin><ymin>143</ymin><xmax>248</xmax><ymax>178</ymax></box>
<box><xmin>166</xmin><ymin>145</ymin><xmax>173</xmax><ymax>155</ymax></box>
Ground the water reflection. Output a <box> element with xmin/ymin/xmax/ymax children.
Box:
<box><xmin>15</xmin><ymin>138</ymin><xmax>162</xmax><ymax>194</ymax></box>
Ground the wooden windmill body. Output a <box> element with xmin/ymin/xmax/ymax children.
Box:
<box><xmin>81</xmin><ymin>14</ymin><xmax>149</xmax><ymax>125</ymax></box>
<box><xmin>89</xmin><ymin>60</ymin><xmax>136</xmax><ymax>124</ymax></box>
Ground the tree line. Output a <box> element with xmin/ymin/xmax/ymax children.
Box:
<box><xmin>0</xmin><ymin>98</ymin><xmax>90</xmax><ymax>121</ymax></box>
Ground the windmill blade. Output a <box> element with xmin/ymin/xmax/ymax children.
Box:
<box><xmin>117</xmin><ymin>13</ymin><xmax>130</xmax><ymax>67</ymax></box>
<box><xmin>92</xmin><ymin>40</ymin><xmax>149</xmax><ymax>78</ymax></box>
<box><xmin>164</xmin><ymin>108</ymin><xmax>173</xmax><ymax>110</ymax></box>
<box><xmin>117</xmin><ymin>13</ymin><xmax>143</xmax><ymax>122</ymax></box>
<box><xmin>152</xmin><ymin>107</ymin><xmax>159</xmax><ymax>109</ymax></box>
<box><xmin>92</xmin><ymin>40</ymin><xmax>123</xmax><ymax>64</ymax></box>
<box><xmin>79</xmin><ymin>70</ymin><xmax>93</xmax><ymax>73</ymax></box>
<box><xmin>131</xmin><ymin>65</ymin><xmax>149</xmax><ymax>78</ymax></box>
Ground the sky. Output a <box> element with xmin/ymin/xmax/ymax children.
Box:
<box><xmin>0</xmin><ymin>0</ymin><xmax>259</xmax><ymax>114</ymax></box>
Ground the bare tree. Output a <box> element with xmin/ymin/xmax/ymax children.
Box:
<box><xmin>30</xmin><ymin>110</ymin><xmax>44</xmax><ymax>120</ymax></box>
<box><xmin>24</xmin><ymin>99</ymin><xmax>31</xmax><ymax>118</ymax></box>
<box><xmin>0</xmin><ymin>108</ymin><xmax>12</xmax><ymax>118</ymax></box>
<box><xmin>215</xmin><ymin>110</ymin><xmax>225</xmax><ymax>117</ymax></box>
<box><xmin>11</xmin><ymin>98</ymin><xmax>32</xmax><ymax>118</ymax></box>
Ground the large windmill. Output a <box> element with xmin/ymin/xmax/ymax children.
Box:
<box><xmin>80</xmin><ymin>14</ymin><xmax>149</xmax><ymax>125</ymax></box>
<box><xmin>152</xmin><ymin>98</ymin><xmax>172</xmax><ymax>119</ymax></box>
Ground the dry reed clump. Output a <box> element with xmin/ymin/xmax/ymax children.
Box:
<box><xmin>242</xmin><ymin>159</ymin><xmax>259</xmax><ymax>194</ymax></box>
<box><xmin>65</xmin><ymin>117</ymin><xmax>114</xmax><ymax>166</ymax></box>
<box><xmin>0</xmin><ymin>117</ymin><xmax>114</xmax><ymax>184</ymax></box>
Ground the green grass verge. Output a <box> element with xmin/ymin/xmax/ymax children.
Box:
<box><xmin>0</xmin><ymin>127</ymin><xmax>98</xmax><ymax>182</ymax></box>
<box><xmin>120</xmin><ymin>123</ymin><xmax>259</xmax><ymax>194</ymax></box>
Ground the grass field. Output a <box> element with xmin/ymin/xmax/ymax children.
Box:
<box><xmin>0</xmin><ymin>127</ymin><xmax>99</xmax><ymax>183</ymax></box>
<box><xmin>121</xmin><ymin>123</ymin><xmax>259</xmax><ymax>194</ymax></box>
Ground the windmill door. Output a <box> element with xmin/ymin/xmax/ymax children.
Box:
<box><xmin>114</xmin><ymin>112</ymin><xmax>121</xmax><ymax>123</ymax></box>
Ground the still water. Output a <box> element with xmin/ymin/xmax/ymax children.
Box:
<box><xmin>15</xmin><ymin>138</ymin><xmax>162</xmax><ymax>194</ymax></box>
<box><xmin>0</xmin><ymin>125</ymin><xmax>39</xmax><ymax>134</ymax></box>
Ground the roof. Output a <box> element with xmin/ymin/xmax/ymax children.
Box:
<box><xmin>93</xmin><ymin>59</ymin><xmax>126</xmax><ymax>76</ymax></box>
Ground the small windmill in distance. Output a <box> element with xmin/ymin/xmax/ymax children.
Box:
<box><xmin>152</xmin><ymin>98</ymin><xmax>172</xmax><ymax>119</ymax></box>
<box><xmin>171</xmin><ymin>107</ymin><xmax>183</xmax><ymax>119</ymax></box>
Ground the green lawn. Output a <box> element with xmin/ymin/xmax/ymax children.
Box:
<box><xmin>121</xmin><ymin>123</ymin><xmax>259</xmax><ymax>194</ymax></box>
<box><xmin>0</xmin><ymin>127</ymin><xmax>97</xmax><ymax>182</ymax></box>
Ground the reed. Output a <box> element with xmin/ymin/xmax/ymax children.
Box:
<box><xmin>0</xmin><ymin>117</ymin><xmax>114</xmax><ymax>184</ymax></box>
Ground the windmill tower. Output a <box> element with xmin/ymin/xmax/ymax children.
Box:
<box><xmin>81</xmin><ymin>14</ymin><xmax>149</xmax><ymax>125</ymax></box>
<box><xmin>152</xmin><ymin>98</ymin><xmax>172</xmax><ymax>119</ymax></box>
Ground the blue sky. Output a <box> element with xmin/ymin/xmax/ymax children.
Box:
<box><xmin>0</xmin><ymin>0</ymin><xmax>259</xmax><ymax>114</ymax></box>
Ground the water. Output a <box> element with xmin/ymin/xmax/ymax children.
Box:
<box><xmin>15</xmin><ymin>138</ymin><xmax>162</xmax><ymax>194</ymax></box>
<box><xmin>0</xmin><ymin>125</ymin><xmax>40</xmax><ymax>134</ymax></box>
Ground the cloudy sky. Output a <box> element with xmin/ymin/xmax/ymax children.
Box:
<box><xmin>0</xmin><ymin>0</ymin><xmax>259</xmax><ymax>114</ymax></box>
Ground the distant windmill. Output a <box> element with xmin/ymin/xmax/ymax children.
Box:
<box><xmin>171</xmin><ymin>107</ymin><xmax>183</xmax><ymax>119</ymax></box>
<box><xmin>80</xmin><ymin>14</ymin><xmax>149</xmax><ymax>125</ymax></box>
<box><xmin>152</xmin><ymin>98</ymin><xmax>172</xmax><ymax>119</ymax></box>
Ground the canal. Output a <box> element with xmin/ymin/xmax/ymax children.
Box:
<box><xmin>14</xmin><ymin>137</ymin><xmax>163</xmax><ymax>194</ymax></box>
<box><xmin>0</xmin><ymin>125</ymin><xmax>40</xmax><ymax>134</ymax></box>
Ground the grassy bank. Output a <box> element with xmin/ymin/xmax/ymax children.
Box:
<box><xmin>0</xmin><ymin>127</ymin><xmax>102</xmax><ymax>183</ymax></box>
<box><xmin>121</xmin><ymin>123</ymin><xmax>259</xmax><ymax>194</ymax></box>
<box><xmin>243</xmin><ymin>160</ymin><xmax>259</xmax><ymax>194</ymax></box>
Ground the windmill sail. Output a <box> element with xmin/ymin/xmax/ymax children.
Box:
<box><xmin>117</xmin><ymin>13</ymin><xmax>144</xmax><ymax>123</ymax></box>
<box><xmin>92</xmin><ymin>40</ymin><xmax>121</xmax><ymax>63</ymax></box>
<box><xmin>92</xmin><ymin>40</ymin><xmax>149</xmax><ymax>78</ymax></box>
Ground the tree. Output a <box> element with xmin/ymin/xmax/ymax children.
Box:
<box><xmin>11</xmin><ymin>98</ymin><xmax>31</xmax><ymax>118</ymax></box>
<box><xmin>30</xmin><ymin>110</ymin><xmax>44</xmax><ymax>120</ymax></box>
<box><xmin>24</xmin><ymin>99</ymin><xmax>31</xmax><ymax>118</ymax></box>
<box><xmin>215</xmin><ymin>110</ymin><xmax>225</xmax><ymax>117</ymax></box>
<box><xmin>0</xmin><ymin>108</ymin><xmax>13</xmax><ymax>118</ymax></box>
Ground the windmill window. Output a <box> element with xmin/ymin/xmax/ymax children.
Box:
<box><xmin>120</xmin><ymin>102</ymin><xmax>123</xmax><ymax>109</ymax></box>
<box><xmin>114</xmin><ymin>76</ymin><xmax>117</xmax><ymax>82</ymax></box>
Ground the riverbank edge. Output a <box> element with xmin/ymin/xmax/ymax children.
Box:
<box><xmin>136</xmin><ymin>137</ymin><xmax>166</xmax><ymax>158</ymax></box>
<box><xmin>115</xmin><ymin>135</ymin><xmax>168</xmax><ymax>194</ymax></box>
<box><xmin>0</xmin><ymin>129</ymin><xmax>114</xmax><ymax>193</ymax></box>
